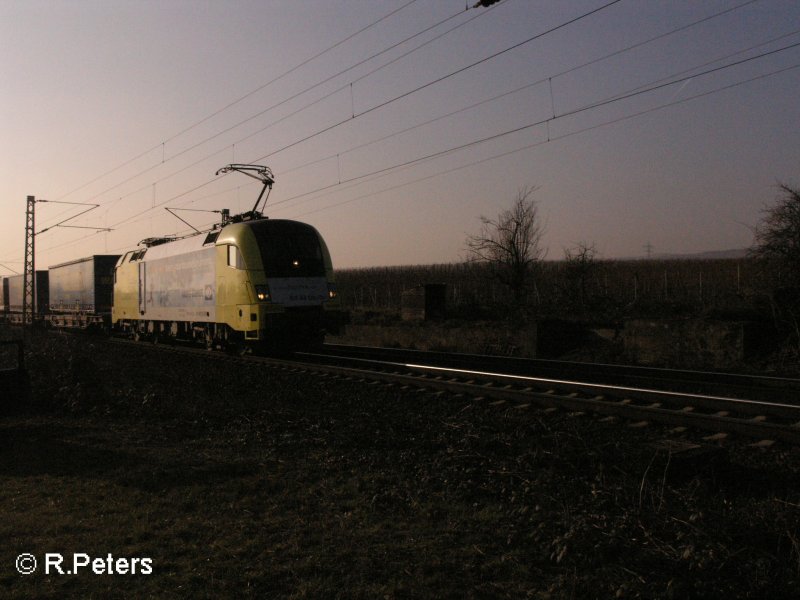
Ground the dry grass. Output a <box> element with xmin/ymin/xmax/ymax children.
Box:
<box><xmin>330</xmin><ymin>320</ymin><xmax>537</xmax><ymax>357</ymax></box>
<box><xmin>1</xmin><ymin>330</ymin><xmax>799</xmax><ymax>598</ymax></box>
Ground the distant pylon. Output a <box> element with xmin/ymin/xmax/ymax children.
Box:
<box><xmin>643</xmin><ymin>241</ymin><xmax>654</xmax><ymax>259</ymax></box>
<box><xmin>22</xmin><ymin>195</ymin><xmax>35</xmax><ymax>325</ymax></box>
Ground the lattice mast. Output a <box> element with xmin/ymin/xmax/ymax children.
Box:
<box><xmin>22</xmin><ymin>195</ymin><xmax>35</xmax><ymax>325</ymax></box>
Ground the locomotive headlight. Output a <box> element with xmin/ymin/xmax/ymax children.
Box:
<box><xmin>327</xmin><ymin>283</ymin><xmax>338</xmax><ymax>300</ymax></box>
<box><xmin>255</xmin><ymin>284</ymin><xmax>271</xmax><ymax>302</ymax></box>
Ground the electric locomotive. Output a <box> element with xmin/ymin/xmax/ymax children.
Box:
<box><xmin>111</xmin><ymin>164</ymin><xmax>344</xmax><ymax>350</ymax></box>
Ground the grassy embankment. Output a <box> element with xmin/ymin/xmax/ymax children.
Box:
<box><xmin>0</xmin><ymin>329</ymin><xmax>799</xmax><ymax>598</ymax></box>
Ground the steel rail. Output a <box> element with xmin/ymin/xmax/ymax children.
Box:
<box><xmin>403</xmin><ymin>363</ymin><xmax>800</xmax><ymax>419</ymax></box>
<box><xmin>253</xmin><ymin>349</ymin><xmax>800</xmax><ymax>445</ymax></box>
<box><xmin>264</xmin><ymin>358</ymin><xmax>800</xmax><ymax>446</ymax></box>
<box><xmin>106</xmin><ymin>337</ymin><xmax>800</xmax><ymax>445</ymax></box>
<box><xmin>319</xmin><ymin>343</ymin><xmax>800</xmax><ymax>402</ymax></box>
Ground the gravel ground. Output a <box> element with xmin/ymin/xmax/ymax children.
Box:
<box><xmin>1</xmin><ymin>329</ymin><xmax>799</xmax><ymax>598</ymax></box>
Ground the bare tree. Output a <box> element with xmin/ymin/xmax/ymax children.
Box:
<box><xmin>751</xmin><ymin>183</ymin><xmax>800</xmax><ymax>345</ymax></box>
<box><xmin>564</xmin><ymin>242</ymin><xmax>599</xmax><ymax>309</ymax></box>
<box><xmin>465</xmin><ymin>186</ymin><xmax>546</xmax><ymax>307</ymax></box>
<box><xmin>751</xmin><ymin>183</ymin><xmax>800</xmax><ymax>287</ymax></box>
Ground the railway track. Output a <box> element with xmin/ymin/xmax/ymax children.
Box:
<box><xmin>111</xmin><ymin>337</ymin><xmax>800</xmax><ymax>446</ymax></box>
<box><xmin>318</xmin><ymin>344</ymin><xmax>800</xmax><ymax>403</ymax></box>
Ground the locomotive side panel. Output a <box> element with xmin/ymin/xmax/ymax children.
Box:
<box><xmin>143</xmin><ymin>246</ymin><xmax>216</xmax><ymax>322</ymax></box>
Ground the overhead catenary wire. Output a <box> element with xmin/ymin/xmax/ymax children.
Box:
<box><xmin>8</xmin><ymin>2</ymin><xmax>796</xmax><ymax>263</ymax></box>
<box><xmin>35</xmin><ymin>0</ymin><xmax>727</xmax><ymax>242</ymax></box>
<box><xmin>101</xmin><ymin>0</ymin><xmax>772</xmax><ymax>215</ymax></box>
<box><xmin>55</xmin><ymin>39</ymin><xmax>800</xmax><ymax>249</ymax></box>
<box><xmin>51</xmin><ymin>0</ymin><xmax>423</xmax><ymax>206</ymax></box>
<box><xmin>288</xmin><ymin>61</ymin><xmax>800</xmax><ymax>220</ymax></box>
<box><xmin>255</xmin><ymin>39</ymin><xmax>800</xmax><ymax>212</ymax></box>
<box><xmin>161</xmin><ymin>0</ymin><xmax>423</xmax><ymax>146</ymax></box>
<box><xmin>280</xmin><ymin>6</ymin><xmax>794</xmax><ymax>179</ymax></box>
<box><xmin>24</xmin><ymin>56</ymin><xmax>800</xmax><ymax>258</ymax></box>
<box><xmin>97</xmin><ymin>57</ymin><xmax>800</xmax><ymax>240</ymax></box>
<box><xmin>48</xmin><ymin>0</ymin><xmax>747</xmax><ymax>222</ymax></box>
<box><xmin>248</xmin><ymin>0</ymin><xmax>626</xmax><ymax>166</ymax></box>
<box><xmin>37</xmin><ymin>0</ymin><xmax>623</xmax><ymax>244</ymax></box>
<box><xmin>39</xmin><ymin>0</ymin><xmax>502</xmax><ymax>228</ymax></box>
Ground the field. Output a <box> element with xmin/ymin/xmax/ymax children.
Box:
<box><xmin>1</xmin><ymin>329</ymin><xmax>800</xmax><ymax>598</ymax></box>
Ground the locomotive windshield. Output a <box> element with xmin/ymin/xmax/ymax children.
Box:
<box><xmin>249</xmin><ymin>220</ymin><xmax>325</xmax><ymax>277</ymax></box>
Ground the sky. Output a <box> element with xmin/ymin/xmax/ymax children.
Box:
<box><xmin>1</xmin><ymin>0</ymin><xmax>799</xmax><ymax>272</ymax></box>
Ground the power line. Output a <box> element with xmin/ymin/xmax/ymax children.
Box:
<box><xmin>247</xmin><ymin>0</ymin><xmax>624</xmax><ymax>165</ymax></box>
<box><xmin>48</xmin><ymin>0</ymin><xmax>751</xmax><ymax>218</ymax></box>
<box><xmin>288</xmin><ymin>62</ymin><xmax>800</xmax><ymax>220</ymax></box>
<box><xmin>557</xmin><ymin>39</ymin><xmax>800</xmax><ymax>118</ymax></box>
<box><xmin>554</xmin><ymin>0</ymin><xmax>762</xmax><ymax>83</ymax></box>
<box><xmin>96</xmin><ymin>0</ymin><xmax>776</xmax><ymax>220</ymax></box>
<box><xmin>148</xmin><ymin>2</ymin><xmax>479</xmax><ymax>169</ymax></box>
<box><xmin>139</xmin><ymin>56</ymin><xmax>800</xmax><ymax>231</ymax></box>
<box><xmin>13</xmin><ymin>4</ymin><xmax>797</xmax><ymax>261</ymax></box>
<box><xmin>280</xmin><ymin>5</ymin><xmax>793</xmax><ymax>180</ymax></box>
<box><xmin>41</xmin><ymin>0</ymin><xmax>499</xmax><ymax>226</ymax></box>
<box><xmin>162</xmin><ymin>0</ymin><xmax>422</xmax><ymax>146</ymax></box>
<box><xmin>51</xmin><ymin>0</ymin><xmax>421</xmax><ymax>205</ymax></box>
<box><xmin>15</xmin><ymin>56</ymin><xmax>800</xmax><ymax>262</ymax></box>
<box><xmin>201</xmin><ymin>0</ymin><xmax>512</xmax><ymax>161</ymax></box>
<box><xmin>34</xmin><ymin>0</ymin><xmax>623</xmax><ymax>241</ymax></box>
<box><xmin>84</xmin><ymin>0</ymin><xmax>624</xmax><ymax>236</ymax></box>
<box><xmin>264</xmin><ymin>44</ymin><xmax>800</xmax><ymax>214</ymax></box>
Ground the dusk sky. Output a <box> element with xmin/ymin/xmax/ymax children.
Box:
<box><xmin>1</xmin><ymin>0</ymin><xmax>798</xmax><ymax>272</ymax></box>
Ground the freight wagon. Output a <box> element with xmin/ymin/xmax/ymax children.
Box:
<box><xmin>47</xmin><ymin>255</ymin><xmax>120</xmax><ymax>329</ymax></box>
<box><xmin>4</xmin><ymin>271</ymin><xmax>49</xmax><ymax>324</ymax></box>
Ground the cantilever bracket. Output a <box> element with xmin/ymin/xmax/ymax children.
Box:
<box><xmin>35</xmin><ymin>200</ymin><xmax>111</xmax><ymax>235</ymax></box>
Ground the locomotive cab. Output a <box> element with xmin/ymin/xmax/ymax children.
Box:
<box><xmin>216</xmin><ymin>218</ymin><xmax>343</xmax><ymax>349</ymax></box>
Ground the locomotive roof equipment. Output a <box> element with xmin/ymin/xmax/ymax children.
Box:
<box><xmin>215</xmin><ymin>163</ymin><xmax>275</xmax><ymax>219</ymax></box>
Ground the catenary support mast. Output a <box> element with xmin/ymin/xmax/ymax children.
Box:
<box><xmin>22</xmin><ymin>195</ymin><xmax>35</xmax><ymax>325</ymax></box>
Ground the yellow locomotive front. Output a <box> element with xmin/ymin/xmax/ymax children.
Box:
<box><xmin>216</xmin><ymin>218</ymin><xmax>343</xmax><ymax>348</ymax></box>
